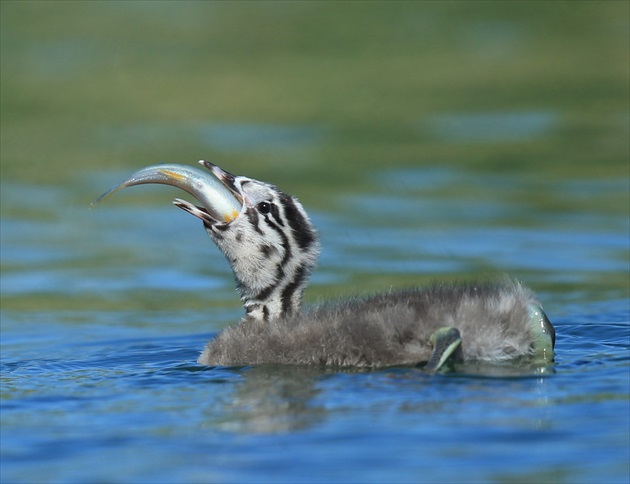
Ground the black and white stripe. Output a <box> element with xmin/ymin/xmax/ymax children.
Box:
<box><xmin>197</xmin><ymin>172</ymin><xmax>320</xmax><ymax>324</ymax></box>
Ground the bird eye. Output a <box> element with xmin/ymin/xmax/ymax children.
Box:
<box><xmin>257</xmin><ymin>201</ymin><xmax>271</xmax><ymax>214</ymax></box>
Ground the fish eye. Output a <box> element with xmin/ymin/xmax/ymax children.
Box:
<box><xmin>257</xmin><ymin>201</ymin><xmax>271</xmax><ymax>214</ymax></box>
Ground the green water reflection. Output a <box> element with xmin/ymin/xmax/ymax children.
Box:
<box><xmin>1</xmin><ymin>6</ymin><xmax>629</xmax><ymax>484</ymax></box>
<box><xmin>1</xmin><ymin>1</ymin><xmax>628</xmax><ymax>311</ymax></box>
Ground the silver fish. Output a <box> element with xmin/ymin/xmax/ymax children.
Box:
<box><xmin>93</xmin><ymin>161</ymin><xmax>242</xmax><ymax>223</ymax></box>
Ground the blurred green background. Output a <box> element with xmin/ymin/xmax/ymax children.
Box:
<box><xmin>2</xmin><ymin>1</ymin><xmax>627</xmax><ymax>186</ymax></box>
<box><xmin>1</xmin><ymin>0</ymin><xmax>628</xmax><ymax>311</ymax></box>
<box><xmin>2</xmin><ymin>6</ymin><xmax>628</xmax><ymax>481</ymax></box>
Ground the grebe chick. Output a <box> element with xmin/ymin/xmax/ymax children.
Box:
<box><xmin>95</xmin><ymin>161</ymin><xmax>555</xmax><ymax>371</ymax></box>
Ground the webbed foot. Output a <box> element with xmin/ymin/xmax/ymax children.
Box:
<box><xmin>424</xmin><ymin>327</ymin><xmax>463</xmax><ymax>372</ymax></box>
<box><xmin>527</xmin><ymin>304</ymin><xmax>555</xmax><ymax>364</ymax></box>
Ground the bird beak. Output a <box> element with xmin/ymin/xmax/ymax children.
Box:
<box><xmin>200</xmin><ymin>160</ymin><xmax>240</xmax><ymax>196</ymax></box>
<box><xmin>93</xmin><ymin>161</ymin><xmax>243</xmax><ymax>224</ymax></box>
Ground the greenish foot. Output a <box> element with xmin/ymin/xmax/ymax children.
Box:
<box><xmin>527</xmin><ymin>303</ymin><xmax>556</xmax><ymax>365</ymax></box>
<box><xmin>425</xmin><ymin>327</ymin><xmax>463</xmax><ymax>372</ymax></box>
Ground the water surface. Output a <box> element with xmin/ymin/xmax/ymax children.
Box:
<box><xmin>2</xmin><ymin>2</ymin><xmax>629</xmax><ymax>483</ymax></box>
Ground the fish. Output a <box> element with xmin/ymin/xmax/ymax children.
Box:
<box><xmin>92</xmin><ymin>160</ymin><xmax>242</xmax><ymax>223</ymax></box>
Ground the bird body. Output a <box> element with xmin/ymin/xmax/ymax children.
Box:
<box><xmin>200</xmin><ymin>280</ymin><xmax>550</xmax><ymax>367</ymax></box>
<box><xmin>96</xmin><ymin>161</ymin><xmax>555</xmax><ymax>370</ymax></box>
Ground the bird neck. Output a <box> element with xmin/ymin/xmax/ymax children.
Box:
<box><xmin>206</xmin><ymin>192</ymin><xmax>320</xmax><ymax>324</ymax></box>
<box><xmin>238</xmin><ymin>255</ymin><xmax>313</xmax><ymax>322</ymax></box>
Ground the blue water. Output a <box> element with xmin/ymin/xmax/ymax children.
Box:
<box><xmin>1</xmin><ymin>308</ymin><xmax>628</xmax><ymax>483</ymax></box>
<box><xmin>1</xmin><ymin>166</ymin><xmax>629</xmax><ymax>483</ymax></box>
<box><xmin>3</xmin><ymin>2</ymin><xmax>629</xmax><ymax>481</ymax></box>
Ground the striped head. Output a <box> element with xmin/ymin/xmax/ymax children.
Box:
<box><xmin>174</xmin><ymin>162</ymin><xmax>320</xmax><ymax>322</ymax></box>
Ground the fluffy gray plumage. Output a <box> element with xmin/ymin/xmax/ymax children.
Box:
<box><xmin>199</xmin><ymin>279</ymin><xmax>545</xmax><ymax>367</ymax></box>
<box><xmin>111</xmin><ymin>161</ymin><xmax>555</xmax><ymax>369</ymax></box>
